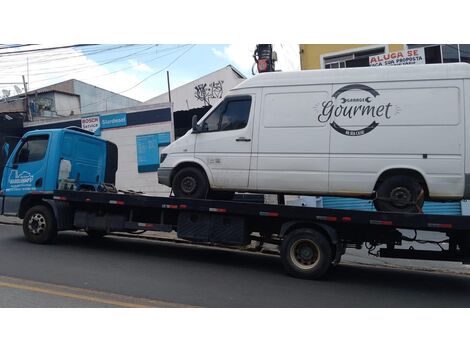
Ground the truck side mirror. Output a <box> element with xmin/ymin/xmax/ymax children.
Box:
<box><xmin>192</xmin><ymin>115</ymin><xmax>200</xmax><ymax>133</ymax></box>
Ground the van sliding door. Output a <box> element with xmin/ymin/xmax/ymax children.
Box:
<box><xmin>254</xmin><ymin>85</ymin><xmax>332</xmax><ymax>194</ymax></box>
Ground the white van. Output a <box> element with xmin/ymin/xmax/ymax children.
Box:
<box><xmin>158</xmin><ymin>63</ymin><xmax>470</xmax><ymax>212</ymax></box>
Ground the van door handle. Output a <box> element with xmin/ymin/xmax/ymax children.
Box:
<box><xmin>236</xmin><ymin>137</ymin><xmax>251</xmax><ymax>142</ymax></box>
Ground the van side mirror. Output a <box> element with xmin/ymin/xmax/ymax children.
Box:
<box><xmin>192</xmin><ymin>114</ymin><xmax>200</xmax><ymax>133</ymax></box>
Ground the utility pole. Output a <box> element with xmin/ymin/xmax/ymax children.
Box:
<box><xmin>166</xmin><ymin>71</ymin><xmax>171</xmax><ymax>103</ymax></box>
<box><xmin>22</xmin><ymin>75</ymin><xmax>32</xmax><ymax>121</ymax></box>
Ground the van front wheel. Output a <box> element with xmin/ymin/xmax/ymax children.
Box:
<box><xmin>374</xmin><ymin>175</ymin><xmax>424</xmax><ymax>213</ymax></box>
<box><xmin>172</xmin><ymin>167</ymin><xmax>209</xmax><ymax>199</ymax></box>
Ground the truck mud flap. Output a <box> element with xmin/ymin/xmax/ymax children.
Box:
<box><xmin>177</xmin><ymin>211</ymin><xmax>249</xmax><ymax>246</ymax></box>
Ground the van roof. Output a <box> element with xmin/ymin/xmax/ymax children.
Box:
<box><xmin>232</xmin><ymin>63</ymin><xmax>470</xmax><ymax>90</ymax></box>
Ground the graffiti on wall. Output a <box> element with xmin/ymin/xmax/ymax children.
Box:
<box><xmin>194</xmin><ymin>80</ymin><xmax>224</xmax><ymax>106</ymax></box>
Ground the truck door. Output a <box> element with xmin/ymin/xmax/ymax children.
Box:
<box><xmin>1</xmin><ymin>134</ymin><xmax>50</xmax><ymax>215</ymax></box>
<box><xmin>194</xmin><ymin>95</ymin><xmax>254</xmax><ymax>189</ymax></box>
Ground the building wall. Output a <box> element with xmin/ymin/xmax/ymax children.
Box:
<box><xmin>53</xmin><ymin>92</ymin><xmax>80</xmax><ymax>116</ymax></box>
<box><xmin>145</xmin><ymin>66</ymin><xmax>245</xmax><ymax>112</ymax></box>
<box><xmin>300</xmin><ymin>44</ymin><xmax>405</xmax><ymax>70</ymax></box>
<box><xmin>73</xmin><ymin>80</ymin><xmax>140</xmax><ymax>114</ymax></box>
<box><xmin>101</xmin><ymin>121</ymin><xmax>173</xmax><ymax>196</ymax></box>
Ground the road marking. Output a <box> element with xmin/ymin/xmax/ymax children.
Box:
<box><xmin>0</xmin><ymin>275</ymin><xmax>197</xmax><ymax>308</ymax></box>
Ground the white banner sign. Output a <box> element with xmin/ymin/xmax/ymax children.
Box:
<box><xmin>81</xmin><ymin>115</ymin><xmax>101</xmax><ymax>133</ymax></box>
<box><xmin>369</xmin><ymin>48</ymin><xmax>425</xmax><ymax>67</ymax></box>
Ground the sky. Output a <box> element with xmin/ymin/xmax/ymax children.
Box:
<box><xmin>0</xmin><ymin>44</ymin><xmax>300</xmax><ymax>103</ymax></box>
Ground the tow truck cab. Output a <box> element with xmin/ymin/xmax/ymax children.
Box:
<box><xmin>0</xmin><ymin>127</ymin><xmax>118</xmax><ymax>216</ymax></box>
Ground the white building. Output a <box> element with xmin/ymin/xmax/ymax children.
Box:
<box><xmin>144</xmin><ymin>65</ymin><xmax>246</xmax><ymax>112</ymax></box>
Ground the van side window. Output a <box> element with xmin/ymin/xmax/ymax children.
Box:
<box><xmin>14</xmin><ymin>136</ymin><xmax>49</xmax><ymax>164</ymax></box>
<box><xmin>220</xmin><ymin>98</ymin><xmax>251</xmax><ymax>131</ymax></box>
<box><xmin>201</xmin><ymin>104</ymin><xmax>223</xmax><ymax>132</ymax></box>
<box><xmin>201</xmin><ymin>96</ymin><xmax>252</xmax><ymax>132</ymax></box>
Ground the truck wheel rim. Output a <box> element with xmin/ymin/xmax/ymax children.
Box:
<box><xmin>28</xmin><ymin>213</ymin><xmax>46</xmax><ymax>235</ymax></box>
<box><xmin>181</xmin><ymin>176</ymin><xmax>197</xmax><ymax>194</ymax></box>
<box><xmin>290</xmin><ymin>239</ymin><xmax>320</xmax><ymax>270</ymax></box>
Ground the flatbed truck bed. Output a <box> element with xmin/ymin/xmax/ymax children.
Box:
<box><xmin>15</xmin><ymin>189</ymin><xmax>470</xmax><ymax>279</ymax></box>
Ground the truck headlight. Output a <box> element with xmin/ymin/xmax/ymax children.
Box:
<box><xmin>160</xmin><ymin>153</ymin><xmax>167</xmax><ymax>163</ymax></box>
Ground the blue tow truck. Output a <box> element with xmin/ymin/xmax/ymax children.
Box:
<box><xmin>1</xmin><ymin>127</ymin><xmax>470</xmax><ymax>279</ymax></box>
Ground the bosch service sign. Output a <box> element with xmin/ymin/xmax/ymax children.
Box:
<box><xmin>81</xmin><ymin>115</ymin><xmax>101</xmax><ymax>134</ymax></box>
<box><xmin>315</xmin><ymin>84</ymin><xmax>400</xmax><ymax>137</ymax></box>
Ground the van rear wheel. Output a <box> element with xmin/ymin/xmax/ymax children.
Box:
<box><xmin>374</xmin><ymin>175</ymin><xmax>424</xmax><ymax>213</ymax></box>
<box><xmin>172</xmin><ymin>167</ymin><xmax>209</xmax><ymax>199</ymax></box>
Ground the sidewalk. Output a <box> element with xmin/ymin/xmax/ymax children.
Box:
<box><xmin>0</xmin><ymin>215</ymin><xmax>21</xmax><ymax>225</ymax></box>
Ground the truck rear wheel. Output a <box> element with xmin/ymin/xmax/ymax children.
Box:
<box><xmin>23</xmin><ymin>205</ymin><xmax>57</xmax><ymax>244</ymax></box>
<box><xmin>280</xmin><ymin>228</ymin><xmax>333</xmax><ymax>279</ymax></box>
<box><xmin>172</xmin><ymin>167</ymin><xmax>209</xmax><ymax>199</ymax></box>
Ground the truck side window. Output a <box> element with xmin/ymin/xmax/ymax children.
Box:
<box><xmin>14</xmin><ymin>136</ymin><xmax>49</xmax><ymax>164</ymax></box>
<box><xmin>201</xmin><ymin>96</ymin><xmax>252</xmax><ymax>133</ymax></box>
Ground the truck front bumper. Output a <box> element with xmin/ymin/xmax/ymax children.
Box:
<box><xmin>157</xmin><ymin>167</ymin><xmax>172</xmax><ymax>187</ymax></box>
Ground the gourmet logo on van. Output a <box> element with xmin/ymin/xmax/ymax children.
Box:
<box><xmin>316</xmin><ymin>84</ymin><xmax>396</xmax><ymax>136</ymax></box>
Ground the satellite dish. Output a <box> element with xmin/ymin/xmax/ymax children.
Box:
<box><xmin>2</xmin><ymin>89</ymin><xmax>10</xmax><ymax>98</ymax></box>
<box><xmin>14</xmin><ymin>85</ymin><xmax>22</xmax><ymax>95</ymax></box>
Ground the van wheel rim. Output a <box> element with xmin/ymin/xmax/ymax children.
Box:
<box><xmin>181</xmin><ymin>176</ymin><xmax>197</xmax><ymax>194</ymax></box>
<box><xmin>28</xmin><ymin>213</ymin><xmax>46</xmax><ymax>235</ymax></box>
<box><xmin>390</xmin><ymin>187</ymin><xmax>412</xmax><ymax>207</ymax></box>
<box><xmin>290</xmin><ymin>239</ymin><xmax>320</xmax><ymax>270</ymax></box>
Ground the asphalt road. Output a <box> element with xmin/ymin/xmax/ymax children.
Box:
<box><xmin>1</xmin><ymin>223</ymin><xmax>470</xmax><ymax>307</ymax></box>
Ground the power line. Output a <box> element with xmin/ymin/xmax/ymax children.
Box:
<box><xmin>54</xmin><ymin>44</ymin><xmax>196</xmax><ymax>113</ymax></box>
<box><xmin>23</xmin><ymin>45</ymin><xmax>189</xmax><ymax>86</ymax></box>
<box><xmin>0</xmin><ymin>44</ymin><xmax>97</xmax><ymax>56</ymax></box>
<box><xmin>0</xmin><ymin>44</ymin><xmax>137</xmax><ymax>71</ymax></box>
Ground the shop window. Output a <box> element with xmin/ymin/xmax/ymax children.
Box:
<box><xmin>323</xmin><ymin>47</ymin><xmax>385</xmax><ymax>69</ymax></box>
<box><xmin>442</xmin><ymin>44</ymin><xmax>460</xmax><ymax>63</ymax></box>
<box><xmin>459</xmin><ymin>44</ymin><xmax>470</xmax><ymax>63</ymax></box>
<box><xmin>407</xmin><ymin>44</ymin><xmax>470</xmax><ymax>64</ymax></box>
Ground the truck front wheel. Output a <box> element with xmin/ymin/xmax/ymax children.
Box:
<box><xmin>23</xmin><ymin>205</ymin><xmax>57</xmax><ymax>244</ymax></box>
<box><xmin>280</xmin><ymin>228</ymin><xmax>333</xmax><ymax>279</ymax></box>
<box><xmin>172</xmin><ymin>167</ymin><xmax>209</xmax><ymax>199</ymax></box>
